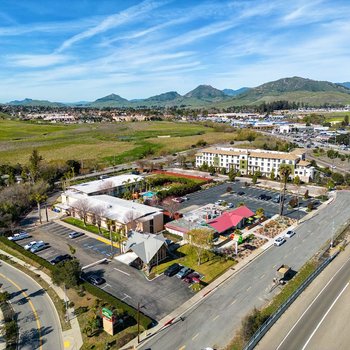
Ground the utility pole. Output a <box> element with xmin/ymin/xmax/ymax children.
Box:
<box><xmin>137</xmin><ymin>302</ymin><xmax>140</xmax><ymax>343</ymax></box>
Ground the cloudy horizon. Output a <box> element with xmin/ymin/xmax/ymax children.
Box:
<box><xmin>1</xmin><ymin>0</ymin><xmax>350</xmax><ymax>102</ymax></box>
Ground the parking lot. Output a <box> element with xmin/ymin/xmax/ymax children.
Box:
<box><xmin>14</xmin><ymin>222</ymin><xmax>193</xmax><ymax>321</ymax></box>
<box><xmin>174</xmin><ymin>181</ymin><xmax>315</xmax><ymax>220</ymax></box>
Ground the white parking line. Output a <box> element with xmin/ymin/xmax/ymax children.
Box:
<box><xmin>230</xmin><ymin>299</ymin><xmax>237</xmax><ymax>306</ymax></box>
<box><xmin>212</xmin><ymin>315</ymin><xmax>220</xmax><ymax>321</ymax></box>
<box><xmin>100</xmin><ymin>283</ymin><xmax>111</xmax><ymax>290</ymax></box>
<box><xmin>114</xmin><ymin>268</ymin><xmax>130</xmax><ymax>276</ymax></box>
<box><xmin>192</xmin><ymin>333</ymin><xmax>199</xmax><ymax>340</ymax></box>
<box><xmin>121</xmin><ymin>293</ymin><xmax>131</xmax><ymax>300</ymax></box>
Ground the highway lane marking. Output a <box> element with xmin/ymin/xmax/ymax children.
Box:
<box><xmin>0</xmin><ymin>273</ymin><xmax>43</xmax><ymax>350</ymax></box>
<box><xmin>113</xmin><ymin>268</ymin><xmax>130</xmax><ymax>276</ymax></box>
<box><xmin>301</xmin><ymin>282</ymin><xmax>349</xmax><ymax>350</ymax></box>
<box><xmin>213</xmin><ymin>315</ymin><xmax>220</xmax><ymax>321</ymax></box>
<box><xmin>192</xmin><ymin>333</ymin><xmax>199</xmax><ymax>340</ymax></box>
<box><xmin>276</xmin><ymin>255</ymin><xmax>350</xmax><ymax>350</ymax></box>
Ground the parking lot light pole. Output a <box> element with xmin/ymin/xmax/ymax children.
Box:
<box><xmin>137</xmin><ymin>302</ymin><xmax>140</xmax><ymax>343</ymax></box>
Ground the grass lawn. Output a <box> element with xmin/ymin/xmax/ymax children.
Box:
<box><xmin>0</xmin><ymin>120</ymin><xmax>236</xmax><ymax>166</ymax></box>
<box><xmin>62</xmin><ymin>217</ymin><xmax>121</xmax><ymax>244</ymax></box>
<box><xmin>154</xmin><ymin>244</ymin><xmax>236</xmax><ymax>283</ymax></box>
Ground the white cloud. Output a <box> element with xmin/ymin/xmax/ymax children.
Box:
<box><xmin>56</xmin><ymin>0</ymin><xmax>168</xmax><ymax>52</ymax></box>
<box><xmin>8</xmin><ymin>53</ymin><xmax>70</xmax><ymax>67</ymax></box>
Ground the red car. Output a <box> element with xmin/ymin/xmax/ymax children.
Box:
<box><xmin>183</xmin><ymin>272</ymin><xmax>200</xmax><ymax>284</ymax></box>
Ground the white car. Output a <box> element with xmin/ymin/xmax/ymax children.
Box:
<box><xmin>8</xmin><ymin>231</ymin><xmax>30</xmax><ymax>241</ymax></box>
<box><xmin>30</xmin><ymin>241</ymin><xmax>47</xmax><ymax>253</ymax></box>
<box><xmin>274</xmin><ymin>237</ymin><xmax>286</xmax><ymax>246</ymax></box>
<box><xmin>24</xmin><ymin>240</ymin><xmax>43</xmax><ymax>250</ymax></box>
<box><xmin>285</xmin><ymin>230</ymin><xmax>296</xmax><ymax>238</ymax></box>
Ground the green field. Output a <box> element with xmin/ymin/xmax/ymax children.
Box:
<box><xmin>0</xmin><ymin>120</ymin><xmax>235</xmax><ymax>165</ymax></box>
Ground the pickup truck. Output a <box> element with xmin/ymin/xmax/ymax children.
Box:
<box><xmin>276</xmin><ymin>264</ymin><xmax>292</xmax><ymax>284</ymax></box>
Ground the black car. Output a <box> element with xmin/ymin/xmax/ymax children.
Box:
<box><xmin>88</xmin><ymin>275</ymin><xmax>106</xmax><ymax>286</ymax></box>
<box><xmin>237</xmin><ymin>191</ymin><xmax>245</xmax><ymax>196</ymax></box>
<box><xmin>264</xmin><ymin>195</ymin><xmax>272</xmax><ymax>201</ymax></box>
<box><xmin>258</xmin><ymin>194</ymin><xmax>266</xmax><ymax>200</ymax></box>
<box><xmin>49</xmin><ymin>254</ymin><xmax>72</xmax><ymax>265</ymax></box>
<box><xmin>164</xmin><ymin>263</ymin><xmax>182</xmax><ymax>277</ymax></box>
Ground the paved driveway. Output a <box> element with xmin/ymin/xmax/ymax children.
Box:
<box><xmin>85</xmin><ymin>260</ymin><xmax>193</xmax><ymax>321</ymax></box>
<box><xmin>173</xmin><ymin>182</ymin><xmax>312</xmax><ymax>220</ymax></box>
<box><xmin>17</xmin><ymin>222</ymin><xmax>193</xmax><ymax>321</ymax></box>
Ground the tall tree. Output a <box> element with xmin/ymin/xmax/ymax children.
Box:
<box><xmin>187</xmin><ymin>228</ymin><xmax>213</xmax><ymax>265</ymax></box>
<box><xmin>30</xmin><ymin>180</ymin><xmax>49</xmax><ymax>224</ymax></box>
<box><xmin>28</xmin><ymin>149</ymin><xmax>43</xmax><ymax>183</ymax></box>
<box><xmin>279</xmin><ymin>164</ymin><xmax>292</xmax><ymax>216</ymax></box>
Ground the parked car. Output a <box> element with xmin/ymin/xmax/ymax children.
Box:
<box><xmin>237</xmin><ymin>191</ymin><xmax>245</xmax><ymax>196</ymax></box>
<box><xmin>88</xmin><ymin>275</ymin><xmax>106</xmax><ymax>285</ymax></box>
<box><xmin>181</xmin><ymin>196</ymin><xmax>189</xmax><ymax>201</ymax></box>
<box><xmin>69</xmin><ymin>231</ymin><xmax>84</xmax><ymax>239</ymax></box>
<box><xmin>272</xmin><ymin>195</ymin><xmax>281</xmax><ymax>203</ymax></box>
<box><xmin>264</xmin><ymin>195</ymin><xmax>272</xmax><ymax>201</ymax></box>
<box><xmin>258</xmin><ymin>194</ymin><xmax>266</xmax><ymax>200</ymax></box>
<box><xmin>228</xmin><ymin>202</ymin><xmax>234</xmax><ymax>208</ymax></box>
<box><xmin>30</xmin><ymin>241</ymin><xmax>47</xmax><ymax>253</ymax></box>
<box><xmin>183</xmin><ymin>272</ymin><xmax>201</xmax><ymax>284</ymax></box>
<box><xmin>176</xmin><ymin>266</ymin><xmax>192</xmax><ymax>279</ymax></box>
<box><xmin>8</xmin><ymin>231</ymin><xmax>30</xmax><ymax>241</ymax></box>
<box><xmin>274</xmin><ymin>237</ymin><xmax>286</xmax><ymax>246</ymax></box>
<box><xmin>285</xmin><ymin>230</ymin><xmax>296</xmax><ymax>238</ymax></box>
<box><xmin>24</xmin><ymin>240</ymin><xmax>43</xmax><ymax>250</ymax></box>
<box><xmin>164</xmin><ymin>263</ymin><xmax>182</xmax><ymax>277</ymax></box>
<box><xmin>49</xmin><ymin>254</ymin><xmax>72</xmax><ymax>265</ymax></box>
<box><xmin>214</xmin><ymin>200</ymin><xmax>224</xmax><ymax>205</ymax></box>
<box><xmin>172</xmin><ymin>197</ymin><xmax>184</xmax><ymax>203</ymax></box>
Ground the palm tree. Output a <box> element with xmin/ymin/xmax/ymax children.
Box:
<box><xmin>279</xmin><ymin>164</ymin><xmax>292</xmax><ymax>216</ymax></box>
<box><xmin>31</xmin><ymin>193</ymin><xmax>48</xmax><ymax>224</ymax></box>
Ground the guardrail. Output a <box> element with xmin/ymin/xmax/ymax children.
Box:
<box><xmin>243</xmin><ymin>252</ymin><xmax>338</xmax><ymax>350</ymax></box>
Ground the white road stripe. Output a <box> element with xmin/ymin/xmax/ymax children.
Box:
<box><xmin>113</xmin><ymin>268</ymin><xmax>130</xmax><ymax>276</ymax></box>
<box><xmin>301</xmin><ymin>282</ymin><xmax>349</xmax><ymax>350</ymax></box>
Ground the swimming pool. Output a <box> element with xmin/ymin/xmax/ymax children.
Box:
<box><xmin>143</xmin><ymin>191</ymin><xmax>155</xmax><ymax>198</ymax></box>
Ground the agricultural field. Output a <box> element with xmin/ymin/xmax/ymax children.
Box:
<box><xmin>0</xmin><ymin>120</ymin><xmax>235</xmax><ymax>165</ymax></box>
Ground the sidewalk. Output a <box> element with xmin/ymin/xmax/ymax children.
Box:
<box><xmin>121</xmin><ymin>192</ymin><xmax>336</xmax><ymax>350</ymax></box>
<box><xmin>0</xmin><ymin>307</ymin><xmax>5</xmax><ymax>350</ymax></box>
<box><xmin>0</xmin><ymin>249</ymin><xmax>83</xmax><ymax>350</ymax></box>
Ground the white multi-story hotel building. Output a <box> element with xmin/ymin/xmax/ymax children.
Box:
<box><xmin>196</xmin><ymin>147</ymin><xmax>315</xmax><ymax>182</ymax></box>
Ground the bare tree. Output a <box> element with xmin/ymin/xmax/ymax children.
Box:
<box><xmin>162</xmin><ymin>197</ymin><xmax>180</xmax><ymax>219</ymax></box>
<box><xmin>73</xmin><ymin>199</ymin><xmax>91</xmax><ymax>226</ymax></box>
<box><xmin>90</xmin><ymin>205</ymin><xmax>107</xmax><ymax>234</ymax></box>
<box><xmin>98</xmin><ymin>180</ymin><xmax>114</xmax><ymax>195</ymax></box>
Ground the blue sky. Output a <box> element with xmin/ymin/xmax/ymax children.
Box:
<box><xmin>1</xmin><ymin>0</ymin><xmax>350</xmax><ymax>102</ymax></box>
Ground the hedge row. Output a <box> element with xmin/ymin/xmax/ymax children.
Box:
<box><xmin>147</xmin><ymin>174</ymin><xmax>205</xmax><ymax>187</ymax></box>
<box><xmin>157</xmin><ymin>182</ymin><xmax>201</xmax><ymax>200</ymax></box>
<box><xmin>82</xmin><ymin>281</ymin><xmax>153</xmax><ymax>329</ymax></box>
<box><xmin>0</xmin><ymin>237</ymin><xmax>57</xmax><ymax>273</ymax></box>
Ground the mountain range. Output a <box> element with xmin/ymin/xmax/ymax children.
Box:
<box><xmin>5</xmin><ymin>77</ymin><xmax>350</xmax><ymax>108</ymax></box>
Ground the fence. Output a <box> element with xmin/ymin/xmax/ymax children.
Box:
<box><xmin>243</xmin><ymin>252</ymin><xmax>338</xmax><ymax>350</ymax></box>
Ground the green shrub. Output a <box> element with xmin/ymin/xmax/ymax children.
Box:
<box><xmin>82</xmin><ymin>282</ymin><xmax>152</xmax><ymax>330</ymax></box>
<box><xmin>0</xmin><ymin>237</ymin><xmax>56</xmax><ymax>272</ymax></box>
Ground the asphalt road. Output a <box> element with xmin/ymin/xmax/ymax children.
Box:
<box><xmin>0</xmin><ymin>261</ymin><xmax>62</xmax><ymax>350</ymax></box>
<box><xmin>257</xmin><ymin>247</ymin><xmax>350</xmax><ymax>350</ymax></box>
<box><xmin>139</xmin><ymin>191</ymin><xmax>350</xmax><ymax>350</ymax></box>
<box><xmin>174</xmin><ymin>182</ymin><xmax>311</xmax><ymax>220</ymax></box>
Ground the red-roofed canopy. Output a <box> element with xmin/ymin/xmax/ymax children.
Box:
<box><xmin>207</xmin><ymin>206</ymin><xmax>254</xmax><ymax>234</ymax></box>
